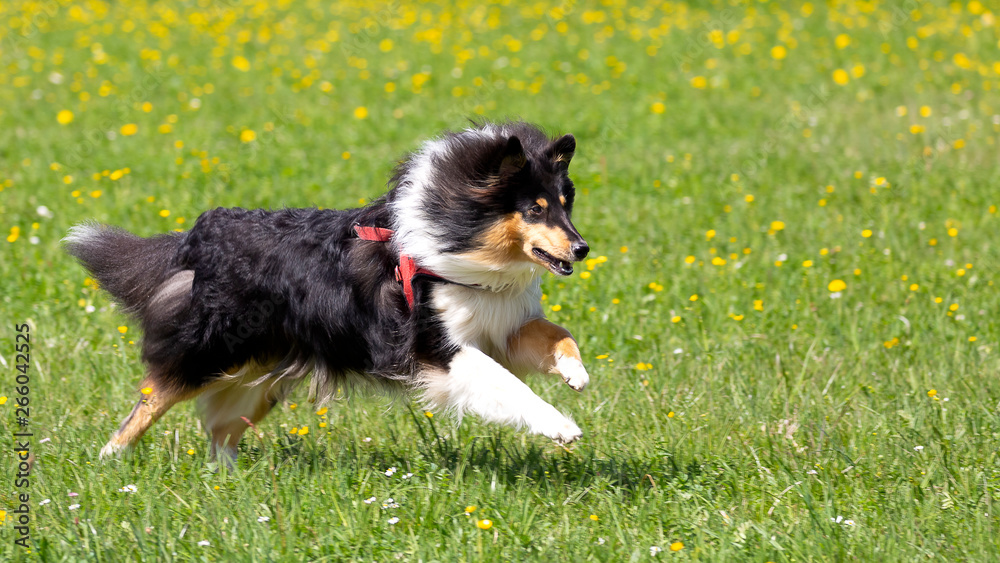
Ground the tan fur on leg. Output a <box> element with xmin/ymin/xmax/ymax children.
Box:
<box><xmin>100</xmin><ymin>379</ymin><xmax>194</xmax><ymax>459</ymax></box>
<box><xmin>507</xmin><ymin>318</ymin><xmax>589</xmax><ymax>390</ymax></box>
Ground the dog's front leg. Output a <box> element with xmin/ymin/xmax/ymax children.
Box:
<box><xmin>506</xmin><ymin>318</ymin><xmax>590</xmax><ymax>391</ymax></box>
<box><xmin>421</xmin><ymin>347</ymin><xmax>583</xmax><ymax>444</ymax></box>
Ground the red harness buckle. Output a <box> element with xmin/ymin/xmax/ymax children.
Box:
<box><xmin>354</xmin><ymin>224</ymin><xmax>439</xmax><ymax>311</ymax></box>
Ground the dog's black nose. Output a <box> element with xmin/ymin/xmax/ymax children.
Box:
<box><xmin>572</xmin><ymin>242</ymin><xmax>590</xmax><ymax>260</ymax></box>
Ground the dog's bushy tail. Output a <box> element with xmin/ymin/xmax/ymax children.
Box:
<box><xmin>64</xmin><ymin>223</ymin><xmax>183</xmax><ymax>312</ymax></box>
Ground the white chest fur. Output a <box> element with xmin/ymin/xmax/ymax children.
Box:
<box><xmin>431</xmin><ymin>278</ymin><xmax>543</xmax><ymax>359</ymax></box>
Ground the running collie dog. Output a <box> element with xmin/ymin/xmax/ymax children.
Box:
<box><xmin>66</xmin><ymin>121</ymin><xmax>592</xmax><ymax>464</ymax></box>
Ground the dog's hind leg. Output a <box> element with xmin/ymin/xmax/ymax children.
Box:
<box><xmin>507</xmin><ymin>318</ymin><xmax>589</xmax><ymax>391</ymax></box>
<box><xmin>196</xmin><ymin>362</ymin><xmax>296</xmax><ymax>467</ymax></box>
<box><xmin>100</xmin><ymin>376</ymin><xmax>192</xmax><ymax>459</ymax></box>
<box><xmin>420</xmin><ymin>347</ymin><xmax>582</xmax><ymax>444</ymax></box>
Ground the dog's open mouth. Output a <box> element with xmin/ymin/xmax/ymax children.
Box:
<box><xmin>533</xmin><ymin>248</ymin><xmax>573</xmax><ymax>276</ymax></box>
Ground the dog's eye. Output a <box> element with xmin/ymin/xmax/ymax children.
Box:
<box><xmin>528</xmin><ymin>204</ymin><xmax>543</xmax><ymax>215</ymax></box>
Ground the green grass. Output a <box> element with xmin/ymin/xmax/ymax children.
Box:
<box><xmin>3</xmin><ymin>0</ymin><xmax>1000</xmax><ymax>560</ymax></box>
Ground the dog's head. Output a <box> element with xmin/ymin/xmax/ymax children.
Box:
<box><xmin>472</xmin><ymin>131</ymin><xmax>588</xmax><ymax>276</ymax></box>
<box><xmin>390</xmin><ymin>121</ymin><xmax>589</xmax><ymax>287</ymax></box>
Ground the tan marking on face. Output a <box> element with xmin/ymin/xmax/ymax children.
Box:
<box><xmin>460</xmin><ymin>213</ymin><xmax>576</xmax><ymax>269</ymax></box>
<box><xmin>536</xmin><ymin>198</ymin><xmax>548</xmax><ymax>209</ymax></box>
<box><xmin>520</xmin><ymin>222</ymin><xmax>574</xmax><ymax>264</ymax></box>
<box><xmin>559</xmin><ymin>195</ymin><xmax>566</xmax><ymax>206</ymax></box>
<box><xmin>457</xmin><ymin>213</ymin><xmax>526</xmax><ymax>268</ymax></box>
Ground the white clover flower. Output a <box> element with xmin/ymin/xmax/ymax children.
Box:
<box><xmin>197</xmin><ymin>540</ymin><xmax>210</xmax><ymax>546</ymax></box>
<box><xmin>388</xmin><ymin>517</ymin><xmax>399</xmax><ymax>525</ymax></box>
<box><xmin>364</xmin><ymin>496</ymin><xmax>376</xmax><ymax>504</ymax></box>
<box><xmin>257</xmin><ymin>516</ymin><xmax>270</xmax><ymax>523</ymax></box>
<box><xmin>69</xmin><ymin>504</ymin><xmax>80</xmax><ymax>510</ymax></box>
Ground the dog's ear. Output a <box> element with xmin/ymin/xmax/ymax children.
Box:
<box><xmin>498</xmin><ymin>135</ymin><xmax>526</xmax><ymax>176</ymax></box>
<box><xmin>547</xmin><ymin>134</ymin><xmax>576</xmax><ymax>170</ymax></box>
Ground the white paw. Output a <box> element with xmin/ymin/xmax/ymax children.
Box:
<box><xmin>555</xmin><ymin>355</ymin><xmax>590</xmax><ymax>391</ymax></box>
<box><xmin>100</xmin><ymin>440</ymin><xmax>125</xmax><ymax>460</ymax></box>
<box><xmin>531</xmin><ymin>409</ymin><xmax>583</xmax><ymax>444</ymax></box>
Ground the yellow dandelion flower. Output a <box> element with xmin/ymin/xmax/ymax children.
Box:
<box><xmin>927</xmin><ymin>389</ymin><xmax>937</xmax><ymax>397</ymax></box>
<box><xmin>425</xmin><ymin>411</ymin><xmax>433</xmax><ymax>418</ymax></box>
<box><xmin>969</xmin><ymin>336</ymin><xmax>977</xmax><ymax>342</ymax></box>
<box><xmin>477</xmin><ymin>519</ymin><xmax>492</xmax><ymax>530</ymax></box>
<box><xmin>316</xmin><ymin>407</ymin><xmax>328</xmax><ymax>416</ymax></box>
<box><xmin>0</xmin><ymin>396</ymin><xmax>8</xmax><ymax>405</ymax></box>
<box><xmin>671</xmin><ymin>542</ymin><xmax>684</xmax><ymax>551</ymax></box>
<box><xmin>141</xmin><ymin>387</ymin><xmax>152</xmax><ymax>395</ymax></box>
<box><xmin>919</xmin><ymin>105</ymin><xmax>931</xmax><ymax>117</ymax></box>
<box><xmin>187</xmin><ymin>449</ymin><xmax>195</xmax><ymax>455</ymax></box>
<box><xmin>770</xmin><ymin>45</ymin><xmax>787</xmax><ymax>60</ymax></box>
<box><xmin>690</xmin><ymin>76</ymin><xmax>707</xmax><ymax>89</ymax></box>
<box><xmin>685</xmin><ymin>255</ymin><xmax>696</xmax><ymax>264</ymax></box>
<box><xmin>770</xmin><ymin>220</ymin><xmax>785</xmax><ymax>231</ymax></box>
<box><xmin>232</xmin><ymin>56</ymin><xmax>251</xmax><ymax>72</ymax></box>
<box><xmin>353</xmin><ymin>106</ymin><xmax>369</xmax><ymax>119</ymax></box>
<box><xmin>832</xmin><ymin>69</ymin><xmax>849</xmax><ymax>85</ymax></box>
<box><xmin>240</xmin><ymin>129</ymin><xmax>256</xmax><ymax>143</ymax></box>
<box><xmin>620</xmin><ymin>246</ymin><xmax>628</xmax><ymax>253</ymax></box>
<box><xmin>948</xmin><ymin>228</ymin><xmax>958</xmax><ymax>237</ymax></box>
<box><xmin>589</xmin><ymin>514</ymin><xmax>599</xmax><ymax>521</ymax></box>
<box><xmin>862</xmin><ymin>229</ymin><xmax>873</xmax><ymax>238</ymax></box>
<box><xmin>57</xmin><ymin>110</ymin><xmax>74</xmax><ymax>125</ymax></box>
<box><xmin>651</xmin><ymin>102</ymin><xmax>665</xmax><ymax>114</ymax></box>
<box><xmin>465</xmin><ymin>505</ymin><xmax>477</xmax><ymax>513</ymax></box>
<box><xmin>949</xmin><ymin>303</ymin><xmax>959</xmax><ymax>311</ymax></box>
<box><xmin>711</xmin><ymin>256</ymin><xmax>727</xmax><ymax>266</ymax></box>
<box><xmin>835</xmin><ymin>34</ymin><xmax>851</xmax><ymax>49</ymax></box>
<box><xmin>118</xmin><ymin>326</ymin><xmax>128</xmax><ymax>334</ymax></box>
<box><xmin>689</xmin><ymin>294</ymin><xmax>699</xmax><ymax>302</ymax></box>
<box><xmin>379</xmin><ymin>39</ymin><xmax>394</xmax><ymax>52</ymax></box>
<box><xmin>827</xmin><ymin>279</ymin><xmax>846</xmax><ymax>292</ymax></box>
<box><xmin>298</xmin><ymin>426</ymin><xmax>309</xmax><ymax>436</ymax></box>
<box><xmin>909</xmin><ymin>284</ymin><xmax>919</xmax><ymax>291</ymax></box>
<box><xmin>551</xmin><ymin>304</ymin><xmax>562</xmax><ymax>312</ymax></box>
<box><xmin>159</xmin><ymin>209</ymin><xmax>170</xmax><ymax>217</ymax></box>
<box><xmin>120</xmin><ymin>123</ymin><xmax>138</xmax><ymax>136</ymax></box>
<box><xmin>671</xmin><ymin>316</ymin><xmax>681</xmax><ymax>323</ymax></box>
<box><xmin>289</xmin><ymin>427</ymin><xmax>298</xmax><ymax>435</ymax></box>
<box><xmin>745</xmin><ymin>194</ymin><xmax>754</xmax><ymax>203</ymax></box>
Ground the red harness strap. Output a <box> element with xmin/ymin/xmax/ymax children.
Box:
<box><xmin>353</xmin><ymin>224</ymin><xmax>441</xmax><ymax>310</ymax></box>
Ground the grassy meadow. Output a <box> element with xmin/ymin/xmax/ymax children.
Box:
<box><xmin>3</xmin><ymin>0</ymin><xmax>1000</xmax><ymax>560</ymax></box>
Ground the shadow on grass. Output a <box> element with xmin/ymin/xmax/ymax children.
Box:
<box><xmin>239</xmin><ymin>407</ymin><xmax>712</xmax><ymax>496</ymax></box>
